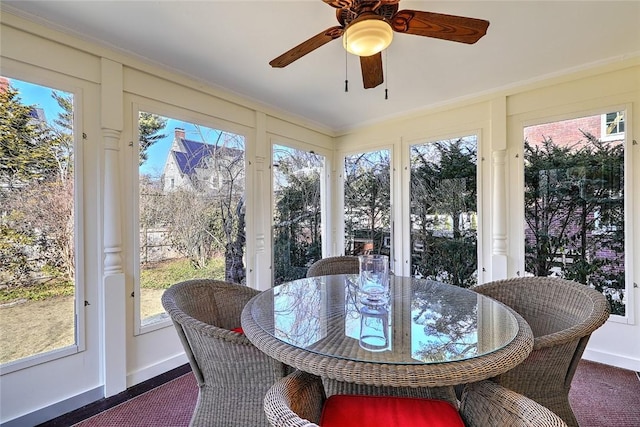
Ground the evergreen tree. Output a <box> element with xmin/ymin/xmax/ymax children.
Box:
<box><xmin>410</xmin><ymin>138</ymin><xmax>477</xmax><ymax>288</ymax></box>
<box><xmin>138</xmin><ymin>112</ymin><xmax>167</xmax><ymax>165</ymax></box>
<box><xmin>524</xmin><ymin>132</ymin><xmax>625</xmax><ymax>315</ymax></box>
<box><xmin>0</xmin><ymin>84</ymin><xmax>56</xmax><ymax>185</ymax></box>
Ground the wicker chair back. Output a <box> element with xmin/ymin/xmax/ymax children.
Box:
<box><xmin>306</xmin><ymin>256</ymin><xmax>359</xmax><ymax>277</ymax></box>
<box><xmin>162</xmin><ymin>279</ymin><xmax>289</xmax><ymax>427</ymax></box>
<box><xmin>472</xmin><ymin>276</ymin><xmax>610</xmax><ymax>427</ymax></box>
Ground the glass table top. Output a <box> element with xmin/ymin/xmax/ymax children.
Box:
<box><xmin>247</xmin><ymin>275</ymin><xmax>519</xmax><ymax>365</ymax></box>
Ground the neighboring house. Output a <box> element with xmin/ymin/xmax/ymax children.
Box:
<box><xmin>524</xmin><ymin>111</ymin><xmax>625</xmax><ymax>146</ymax></box>
<box><xmin>162</xmin><ymin>128</ymin><xmax>244</xmax><ymax>193</ymax></box>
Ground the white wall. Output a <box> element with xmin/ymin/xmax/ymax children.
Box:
<box><xmin>1</xmin><ymin>9</ymin><xmax>639</xmax><ymax>426</ymax></box>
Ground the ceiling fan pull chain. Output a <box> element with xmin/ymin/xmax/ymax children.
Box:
<box><xmin>384</xmin><ymin>49</ymin><xmax>389</xmax><ymax>100</ymax></box>
<box><xmin>344</xmin><ymin>35</ymin><xmax>349</xmax><ymax>92</ymax></box>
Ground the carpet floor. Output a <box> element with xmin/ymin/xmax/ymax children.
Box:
<box><xmin>71</xmin><ymin>360</ymin><xmax>639</xmax><ymax>426</ymax></box>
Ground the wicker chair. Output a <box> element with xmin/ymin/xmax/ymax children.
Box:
<box><xmin>306</xmin><ymin>256</ymin><xmax>359</xmax><ymax>277</ymax></box>
<box><xmin>161</xmin><ymin>279</ymin><xmax>290</xmax><ymax>427</ymax></box>
<box><xmin>472</xmin><ymin>276</ymin><xmax>610</xmax><ymax>427</ymax></box>
<box><xmin>263</xmin><ymin>370</ymin><xmax>568</xmax><ymax>426</ymax></box>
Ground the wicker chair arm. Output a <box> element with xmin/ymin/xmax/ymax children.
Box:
<box><xmin>169</xmin><ymin>309</ymin><xmax>256</xmax><ymax>345</ymax></box>
<box><xmin>532</xmin><ymin>292</ymin><xmax>610</xmax><ymax>350</ymax></box>
<box><xmin>472</xmin><ymin>278</ymin><xmax>610</xmax><ymax>350</ymax></box>
<box><xmin>264</xmin><ymin>370</ymin><xmax>325</xmax><ymax>427</ymax></box>
<box><xmin>460</xmin><ymin>380</ymin><xmax>568</xmax><ymax>426</ymax></box>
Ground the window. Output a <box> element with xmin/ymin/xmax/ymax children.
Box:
<box><xmin>272</xmin><ymin>144</ymin><xmax>324</xmax><ymax>285</ymax></box>
<box><xmin>601</xmin><ymin>111</ymin><xmax>625</xmax><ymax>141</ymax></box>
<box><xmin>409</xmin><ymin>136</ymin><xmax>478</xmax><ymax>287</ymax></box>
<box><xmin>0</xmin><ymin>76</ymin><xmax>81</xmax><ymax>369</ymax></box>
<box><xmin>344</xmin><ymin>150</ymin><xmax>391</xmax><ymax>259</ymax></box>
<box><xmin>524</xmin><ymin>111</ymin><xmax>626</xmax><ymax>316</ymax></box>
<box><xmin>137</xmin><ymin>114</ymin><xmax>246</xmax><ymax>328</ymax></box>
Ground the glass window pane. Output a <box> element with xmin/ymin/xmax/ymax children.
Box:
<box><xmin>344</xmin><ymin>150</ymin><xmax>391</xmax><ymax>258</ymax></box>
<box><xmin>0</xmin><ymin>77</ymin><xmax>77</xmax><ymax>364</ymax></box>
<box><xmin>524</xmin><ymin>112</ymin><xmax>625</xmax><ymax>315</ymax></box>
<box><xmin>138</xmin><ymin>115</ymin><xmax>246</xmax><ymax>326</ymax></box>
<box><xmin>409</xmin><ymin>136</ymin><xmax>478</xmax><ymax>287</ymax></box>
<box><xmin>272</xmin><ymin>145</ymin><xmax>324</xmax><ymax>285</ymax></box>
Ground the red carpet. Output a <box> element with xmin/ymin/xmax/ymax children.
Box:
<box><xmin>570</xmin><ymin>360</ymin><xmax>640</xmax><ymax>426</ymax></box>
<box><xmin>74</xmin><ymin>360</ymin><xmax>639</xmax><ymax>426</ymax></box>
<box><xmin>74</xmin><ymin>374</ymin><xmax>198</xmax><ymax>427</ymax></box>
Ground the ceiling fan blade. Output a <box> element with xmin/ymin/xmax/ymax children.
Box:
<box><xmin>269</xmin><ymin>26</ymin><xmax>344</xmax><ymax>68</ymax></box>
<box><xmin>360</xmin><ymin>53</ymin><xmax>383</xmax><ymax>89</ymax></box>
<box><xmin>391</xmin><ymin>10</ymin><xmax>489</xmax><ymax>44</ymax></box>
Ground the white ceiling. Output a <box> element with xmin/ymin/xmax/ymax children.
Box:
<box><xmin>4</xmin><ymin>1</ymin><xmax>639</xmax><ymax>134</ymax></box>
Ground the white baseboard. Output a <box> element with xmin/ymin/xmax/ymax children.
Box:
<box><xmin>1</xmin><ymin>387</ymin><xmax>103</xmax><ymax>427</ymax></box>
<box><xmin>1</xmin><ymin>354</ymin><xmax>189</xmax><ymax>427</ymax></box>
<box><xmin>583</xmin><ymin>348</ymin><xmax>640</xmax><ymax>372</ymax></box>
<box><xmin>126</xmin><ymin>353</ymin><xmax>189</xmax><ymax>387</ymax></box>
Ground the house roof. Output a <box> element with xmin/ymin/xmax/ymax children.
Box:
<box><xmin>173</xmin><ymin>138</ymin><xmax>243</xmax><ymax>177</ymax></box>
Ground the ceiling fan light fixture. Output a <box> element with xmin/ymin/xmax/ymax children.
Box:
<box><xmin>343</xmin><ymin>15</ymin><xmax>393</xmax><ymax>57</ymax></box>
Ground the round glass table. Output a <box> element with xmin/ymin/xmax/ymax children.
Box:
<box><xmin>241</xmin><ymin>275</ymin><xmax>533</xmax><ymax>388</ymax></box>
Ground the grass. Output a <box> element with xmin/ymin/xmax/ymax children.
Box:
<box><xmin>141</xmin><ymin>257</ymin><xmax>226</xmax><ymax>289</ymax></box>
<box><xmin>0</xmin><ymin>257</ymin><xmax>226</xmax><ymax>303</ymax></box>
<box><xmin>0</xmin><ymin>257</ymin><xmax>227</xmax><ymax>364</ymax></box>
<box><xmin>0</xmin><ymin>280</ymin><xmax>74</xmax><ymax>303</ymax></box>
<box><xmin>140</xmin><ymin>257</ymin><xmax>226</xmax><ymax>321</ymax></box>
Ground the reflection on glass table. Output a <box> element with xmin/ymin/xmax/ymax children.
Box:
<box><xmin>241</xmin><ymin>274</ymin><xmax>533</xmax><ymax>388</ymax></box>
<box><xmin>358</xmin><ymin>302</ymin><xmax>390</xmax><ymax>352</ymax></box>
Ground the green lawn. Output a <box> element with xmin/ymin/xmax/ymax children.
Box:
<box><xmin>141</xmin><ymin>257</ymin><xmax>226</xmax><ymax>289</ymax></box>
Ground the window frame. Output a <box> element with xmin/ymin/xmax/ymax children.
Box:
<box><xmin>269</xmin><ymin>136</ymin><xmax>332</xmax><ymax>285</ymax></box>
<box><xmin>339</xmin><ymin>145</ymin><xmax>395</xmax><ymax>271</ymax></box>
<box><xmin>405</xmin><ymin>133</ymin><xmax>481</xmax><ymax>287</ymax></box>
<box><xmin>0</xmin><ymin>72</ymin><xmax>86</xmax><ymax>374</ymax></box>
<box><xmin>519</xmin><ymin>105</ymin><xmax>634</xmax><ymax>325</ymax></box>
<box><xmin>129</xmin><ymin>98</ymin><xmax>251</xmax><ymax>335</ymax></box>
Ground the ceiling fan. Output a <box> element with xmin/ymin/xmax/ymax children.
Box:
<box><xmin>269</xmin><ymin>0</ymin><xmax>490</xmax><ymax>89</ymax></box>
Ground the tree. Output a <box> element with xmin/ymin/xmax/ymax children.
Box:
<box><xmin>410</xmin><ymin>138</ymin><xmax>478</xmax><ymax>287</ymax></box>
<box><xmin>524</xmin><ymin>131</ymin><xmax>625</xmax><ymax>315</ymax></box>
<box><xmin>0</xmin><ymin>84</ymin><xmax>56</xmax><ymax>186</ymax></box>
<box><xmin>209</xmin><ymin>138</ymin><xmax>246</xmax><ymax>284</ymax></box>
<box><xmin>150</xmin><ymin>127</ymin><xmax>247</xmax><ymax>283</ymax></box>
<box><xmin>48</xmin><ymin>91</ymin><xmax>74</xmax><ymax>182</ymax></box>
<box><xmin>138</xmin><ymin>112</ymin><xmax>167</xmax><ymax>165</ymax></box>
<box><xmin>0</xmin><ymin>84</ymin><xmax>75</xmax><ymax>286</ymax></box>
<box><xmin>344</xmin><ymin>151</ymin><xmax>391</xmax><ymax>255</ymax></box>
<box><xmin>272</xmin><ymin>149</ymin><xmax>323</xmax><ymax>283</ymax></box>
<box><xmin>159</xmin><ymin>189</ymin><xmax>220</xmax><ymax>269</ymax></box>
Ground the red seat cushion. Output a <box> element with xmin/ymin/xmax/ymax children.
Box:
<box><xmin>319</xmin><ymin>394</ymin><xmax>464</xmax><ymax>427</ymax></box>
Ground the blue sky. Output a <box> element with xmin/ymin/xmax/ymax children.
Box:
<box><xmin>9</xmin><ymin>77</ymin><xmax>66</xmax><ymax>127</ymax></box>
<box><xmin>142</xmin><ymin>117</ymin><xmax>184</xmax><ymax>178</ymax></box>
<box><xmin>6</xmin><ymin>76</ymin><xmax>242</xmax><ymax>178</ymax></box>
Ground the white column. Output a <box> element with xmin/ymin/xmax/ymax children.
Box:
<box><xmin>492</xmin><ymin>150</ymin><xmax>508</xmax><ymax>279</ymax></box>
<box><xmin>101</xmin><ymin>58</ymin><xmax>126</xmax><ymax>396</ymax></box>
<box><xmin>253</xmin><ymin>112</ymin><xmax>269</xmax><ymax>290</ymax></box>
<box><xmin>490</xmin><ymin>97</ymin><xmax>508</xmax><ymax>280</ymax></box>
